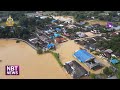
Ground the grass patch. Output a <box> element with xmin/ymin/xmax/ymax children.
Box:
<box><xmin>103</xmin><ymin>67</ymin><xmax>113</xmax><ymax>76</ymax></box>
<box><xmin>90</xmin><ymin>73</ymin><xmax>96</xmax><ymax>79</ymax></box>
<box><xmin>50</xmin><ymin>51</ymin><xmax>63</xmax><ymax>67</ymax></box>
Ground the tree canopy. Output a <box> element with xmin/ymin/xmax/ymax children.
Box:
<box><xmin>96</xmin><ymin>34</ymin><xmax>120</xmax><ymax>53</ymax></box>
<box><xmin>103</xmin><ymin>67</ymin><xmax>113</xmax><ymax>76</ymax></box>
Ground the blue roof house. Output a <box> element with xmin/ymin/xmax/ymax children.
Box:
<box><xmin>55</xmin><ymin>28</ymin><xmax>61</xmax><ymax>32</ymax></box>
<box><xmin>110</xmin><ymin>59</ymin><xmax>119</xmax><ymax>64</ymax></box>
<box><xmin>51</xmin><ymin>20</ymin><xmax>57</xmax><ymax>23</ymax></box>
<box><xmin>49</xmin><ymin>35</ymin><xmax>55</xmax><ymax>39</ymax></box>
<box><xmin>54</xmin><ymin>33</ymin><xmax>61</xmax><ymax>38</ymax></box>
<box><xmin>47</xmin><ymin>43</ymin><xmax>55</xmax><ymax>49</ymax></box>
<box><xmin>73</xmin><ymin>49</ymin><xmax>95</xmax><ymax>63</ymax></box>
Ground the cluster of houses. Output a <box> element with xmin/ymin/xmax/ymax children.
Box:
<box><xmin>69</xmin><ymin>21</ymin><xmax>120</xmax><ymax>35</ymax></box>
<box><xmin>50</xmin><ymin>20</ymin><xmax>120</xmax><ymax>41</ymax></box>
<box><xmin>74</xmin><ymin>32</ymin><xmax>120</xmax><ymax>62</ymax></box>
<box><xmin>27</xmin><ymin>17</ymin><xmax>69</xmax><ymax>51</ymax></box>
<box><xmin>25</xmin><ymin>12</ymin><xmax>120</xmax><ymax>41</ymax></box>
<box><xmin>24</xmin><ymin>12</ymin><xmax>120</xmax><ymax>79</ymax></box>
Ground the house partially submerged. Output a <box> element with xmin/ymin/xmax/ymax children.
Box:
<box><xmin>54</xmin><ymin>36</ymin><xmax>67</xmax><ymax>43</ymax></box>
<box><xmin>73</xmin><ymin>49</ymin><xmax>95</xmax><ymax>63</ymax></box>
<box><xmin>47</xmin><ymin>43</ymin><xmax>55</xmax><ymax>49</ymax></box>
<box><xmin>73</xmin><ymin>49</ymin><xmax>103</xmax><ymax>70</ymax></box>
<box><xmin>64</xmin><ymin>60</ymin><xmax>88</xmax><ymax>79</ymax></box>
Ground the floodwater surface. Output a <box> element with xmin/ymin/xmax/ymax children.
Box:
<box><xmin>0</xmin><ymin>40</ymin><xmax>69</xmax><ymax>79</ymax></box>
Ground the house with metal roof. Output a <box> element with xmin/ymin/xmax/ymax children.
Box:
<box><xmin>54</xmin><ymin>33</ymin><xmax>61</xmax><ymax>38</ymax></box>
<box><xmin>64</xmin><ymin>60</ymin><xmax>88</xmax><ymax>79</ymax></box>
<box><xmin>73</xmin><ymin>49</ymin><xmax>95</xmax><ymax>63</ymax></box>
<box><xmin>110</xmin><ymin>58</ymin><xmax>119</xmax><ymax>64</ymax></box>
<box><xmin>112</xmin><ymin>26</ymin><xmax>120</xmax><ymax>31</ymax></box>
<box><xmin>73</xmin><ymin>49</ymin><xmax>103</xmax><ymax>70</ymax></box>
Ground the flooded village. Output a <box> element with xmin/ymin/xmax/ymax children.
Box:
<box><xmin>0</xmin><ymin>11</ymin><xmax>120</xmax><ymax>79</ymax></box>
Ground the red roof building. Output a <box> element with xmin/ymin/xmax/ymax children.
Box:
<box><xmin>55</xmin><ymin>37</ymin><xmax>67</xmax><ymax>43</ymax></box>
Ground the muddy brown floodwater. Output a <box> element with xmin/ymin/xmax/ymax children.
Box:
<box><xmin>0</xmin><ymin>39</ymin><xmax>70</xmax><ymax>79</ymax></box>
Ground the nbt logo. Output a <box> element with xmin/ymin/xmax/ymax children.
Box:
<box><xmin>5</xmin><ymin>65</ymin><xmax>19</xmax><ymax>75</ymax></box>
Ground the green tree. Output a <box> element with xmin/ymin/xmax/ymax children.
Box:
<box><xmin>37</xmin><ymin>48</ymin><xmax>43</xmax><ymax>54</ymax></box>
<box><xmin>19</xmin><ymin>16</ymin><xmax>28</xmax><ymax>27</ymax></box>
<box><xmin>103</xmin><ymin>67</ymin><xmax>113</xmax><ymax>76</ymax></box>
<box><xmin>16</xmin><ymin>40</ymin><xmax>20</xmax><ymax>43</ymax></box>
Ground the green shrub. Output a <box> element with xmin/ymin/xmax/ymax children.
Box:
<box><xmin>37</xmin><ymin>48</ymin><xmax>43</xmax><ymax>54</ymax></box>
<box><xmin>116</xmin><ymin>71</ymin><xmax>120</xmax><ymax>79</ymax></box>
<box><xmin>103</xmin><ymin>67</ymin><xmax>113</xmax><ymax>76</ymax></box>
<box><xmin>44</xmin><ymin>50</ymin><xmax>50</xmax><ymax>53</ymax></box>
<box><xmin>16</xmin><ymin>40</ymin><xmax>20</xmax><ymax>43</ymax></box>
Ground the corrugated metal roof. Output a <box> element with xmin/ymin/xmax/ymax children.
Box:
<box><xmin>73</xmin><ymin>49</ymin><xmax>94</xmax><ymax>63</ymax></box>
